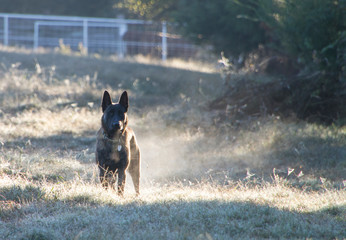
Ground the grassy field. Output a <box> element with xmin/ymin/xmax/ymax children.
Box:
<box><xmin>0</xmin><ymin>46</ymin><xmax>345</xmax><ymax>239</ymax></box>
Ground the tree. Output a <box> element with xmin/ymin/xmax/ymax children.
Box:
<box><xmin>116</xmin><ymin>0</ymin><xmax>176</xmax><ymax>20</ymax></box>
<box><xmin>0</xmin><ymin>0</ymin><xmax>117</xmax><ymax>18</ymax></box>
<box><xmin>173</xmin><ymin>0</ymin><xmax>266</xmax><ymax>56</ymax></box>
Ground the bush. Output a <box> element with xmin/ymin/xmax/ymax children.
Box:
<box><xmin>252</xmin><ymin>0</ymin><xmax>345</xmax><ymax>71</ymax></box>
<box><xmin>230</xmin><ymin>0</ymin><xmax>346</xmax><ymax>123</ymax></box>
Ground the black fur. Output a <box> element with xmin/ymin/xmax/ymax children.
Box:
<box><xmin>96</xmin><ymin>90</ymin><xmax>140</xmax><ymax>196</ymax></box>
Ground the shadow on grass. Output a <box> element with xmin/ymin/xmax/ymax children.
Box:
<box><xmin>3</xmin><ymin>132</ymin><xmax>96</xmax><ymax>153</ymax></box>
<box><xmin>267</xmin><ymin>135</ymin><xmax>346</xmax><ymax>181</ymax></box>
<box><xmin>0</xmin><ymin>185</ymin><xmax>46</xmax><ymax>203</ymax></box>
<box><xmin>0</xmin><ymin>49</ymin><xmax>221</xmax><ymax>108</ymax></box>
<box><xmin>0</xmin><ymin>193</ymin><xmax>344</xmax><ymax>239</ymax></box>
<box><xmin>1</xmin><ymin>132</ymin><xmax>97</xmax><ymax>182</ymax></box>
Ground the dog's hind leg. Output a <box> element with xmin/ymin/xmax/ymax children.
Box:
<box><xmin>129</xmin><ymin>140</ymin><xmax>140</xmax><ymax>196</ymax></box>
<box><xmin>107</xmin><ymin>171</ymin><xmax>117</xmax><ymax>190</ymax></box>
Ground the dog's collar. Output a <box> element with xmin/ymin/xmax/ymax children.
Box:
<box><xmin>102</xmin><ymin>130</ymin><xmax>124</xmax><ymax>146</ymax></box>
<box><xmin>103</xmin><ymin>132</ymin><xmax>119</xmax><ymax>141</ymax></box>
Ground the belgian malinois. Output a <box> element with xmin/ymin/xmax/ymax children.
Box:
<box><xmin>96</xmin><ymin>90</ymin><xmax>140</xmax><ymax>196</ymax></box>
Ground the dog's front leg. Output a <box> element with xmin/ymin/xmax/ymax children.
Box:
<box><xmin>99</xmin><ymin>167</ymin><xmax>109</xmax><ymax>189</ymax></box>
<box><xmin>117</xmin><ymin>168</ymin><xmax>126</xmax><ymax>196</ymax></box>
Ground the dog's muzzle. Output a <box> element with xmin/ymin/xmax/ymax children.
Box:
<box><xmin>112</xmin><ymin>122</ymin><xmax>123</xmax><ymax>131</ymax></box>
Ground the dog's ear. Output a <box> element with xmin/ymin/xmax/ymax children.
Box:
<box><xmin>102</xmin><ymin>90</ymin><xmax>112</xmax><ymax>112</ymax></box>
<box><xmin>119</xmin><ymin>91</ymin><xmax>128</xmax><ymax>112</ymax></box>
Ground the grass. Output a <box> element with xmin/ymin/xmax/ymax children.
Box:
<box><xmin>0</xmin><ymin>175</ymin><xmax>345</xmax><ymax>239</ymax></box>
<box><xmin>0</xmin><ymin>46</ymin><xmax>345</xmax><ymax>239</ymax></box>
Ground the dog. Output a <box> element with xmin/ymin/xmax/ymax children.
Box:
<box><xmin>96</xmin><ymin>90</ymin><xmax>140</xmax><ymax>196</ymax></box>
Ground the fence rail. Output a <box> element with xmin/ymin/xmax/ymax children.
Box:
<box><xmin>0</xmin><ymin>13</ymin><xmax>198</xmax><ymax>60</ymax></box>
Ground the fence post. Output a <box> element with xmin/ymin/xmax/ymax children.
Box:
<box><xmin>118</xmin><ymin>17</ymin><xmax>128</xmax><ymax>58</ymax></box>
<box><xmin>83</xmin><ymin>19</ymin><xmax>88</xmax><ymax>54</ymax></box>
<box><xmin>3</xmin><ymin>15</ymin><xmax>8</xmax><ymax>46</ymax></box>
<box><xmin>33</xmin><ymin>22</ymin><xmax>39</xmax><ymax>49</ymax></box>
<box><xmin>161</xmin><ymin>21</ymin><xmax>167</xmax><ymax>61</ymax></box>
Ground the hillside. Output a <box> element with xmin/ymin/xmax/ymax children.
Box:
<box><xmin>0</xmin><ymin>47</ymin><xmax>345</xmax><ymax>239</ymax></box>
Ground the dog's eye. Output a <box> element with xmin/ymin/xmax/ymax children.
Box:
<box><xmin>118</xmin><ymin>111</ymin><xmax>124</xmax><ymax>118</ymax></box>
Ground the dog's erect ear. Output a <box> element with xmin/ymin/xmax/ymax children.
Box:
<box><xmin>119</xmin><ymin>91</ymin><xmax>128</xmax><ymax>112</ymax></box>
<box><xmin>102</xmin><ymin>90</ymin><xmax>112</xmax><ymax>112</ymax></box>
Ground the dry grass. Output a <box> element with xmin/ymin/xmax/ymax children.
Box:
<box><xmin>0</xmin><ymin>47</ymin><xmax>345</xmax><ymax>239</ymax></box>
<box><xmin>0</xmin><ymin>175</ymin><xmax>345</xmax><ymax>239</ymax></box>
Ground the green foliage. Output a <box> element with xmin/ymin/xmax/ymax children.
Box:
<box><xmin>173</xmin><ymin>0</ymin><xmax>266</xmax><ymax>56</ymax></box>
<box><xmin>250</xmin><ymin>0</ymin><xmax>345</xmax><ymax>72</ymax></box>
<box><xmin>116</xmin><ymin>0</ymin><xmax>177</xmax><ymax>20</ymax></box>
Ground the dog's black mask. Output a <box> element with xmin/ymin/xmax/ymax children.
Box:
<box><xmin>101</xmin><ymin>91</ymin><xmax>128</xmax><ymax>139</ymax></box>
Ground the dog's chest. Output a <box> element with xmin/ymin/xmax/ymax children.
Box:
<box><xmin>102</xmin><ymin>141</ymin><xmax>128</xmax><ymax>164</ymax></box>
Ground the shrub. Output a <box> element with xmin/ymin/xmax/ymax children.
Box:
<box><xmin>239</xmin><ymin>0</ymin><xmax>346</xmax><ymax>123</ymax></box>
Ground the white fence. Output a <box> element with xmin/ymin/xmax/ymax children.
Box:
<box><xmin>0</xmin><ymin>13</ymin><xmax>198</xmax><ymax>60</ymax></box>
